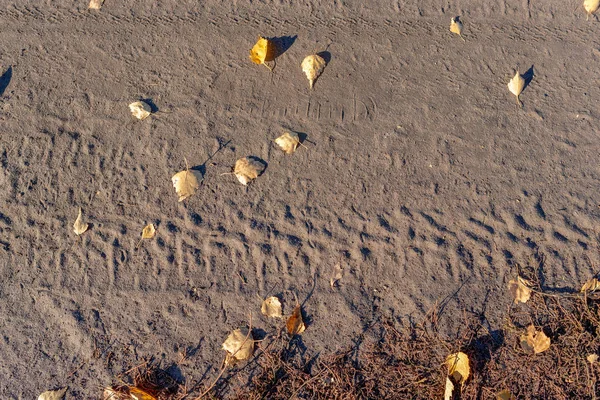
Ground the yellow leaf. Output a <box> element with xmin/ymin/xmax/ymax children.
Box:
<box><xmin>73</xmin><ymin>207</ymin><xmax>89</xmax><ymax>235</ymax></box>
<box><xmin>129</xmin><ymin>387</ymin><xmax>157</xmax><ymax>400</ymax></box>
<box><xmin>520</xmin><ymin>325</ymin><xmax>550</xmax><ymax>354</ymax></box>
<box><xmin>286</xmin><ymin>304</ymin><xmax>306</xmax><ymax>335</ymax></box>
<box><xmin>496</xmin><ymin>389</ymin><xmax>514</xmax><ymax>400</ymax></box>
<box><xmin>141</xmin><ymin>224</ymin><xmax>156</xmax><ymax>240</ymax></box>
<box><xmin>450</xmin><ymin>17</ymin><xmax>465</xmax><ymax>41</ymax></box>
<box><xmin>38</xmin><ymin>388</ymin><xmax>68</xmax><ymax>400</ymax></box>
<box><xmin>249</xmin><ymin>37</ymin><xmax>276</xmax><ymax>68</ymax></box>
<box><xmin>587</xmin><ymin>354</ymin><xmax>599</xmax><ymax>364</ymax></box>
<box><xmin>301</xmin><ymin>54</ymin><xmax>327</xmax><ymax>89</ymax></box>
<box><xmin>129</xmin><ymin>101</ymin><xmax>152</xmax><ymax>120</ymax></box>
<box><xmin>261</xmin><ymin>296</ymin><xmax>283</xmax><ymax>318</ymax></box>
<box><xmin>507</xmin><ymin>71</ymin><xmax>525</xmax><ymax>107</ymax></box>
<box><xmin>446</xmin><ymin>352</ymin><xmax>470</xmax><ymax>385</ymax></box>
<box><xmin>222</xmin><ymin>328</ymin><xmax>254</xmax><ymax>366</ymax></box>
<box><xmin>444</xmin><ymin>377</ymin><xmax>454</xmax><ymax>400</ymax></box>
<box><xmin>581</xmin><ymin>277</ymin><xmax>600</xmax><ymax>293</ymax></box>
<box><xmin>171</xmin><ymin>169</ymin><xmax>201</xmax><ymax>202</ymax></box>
<box><xmin>274</xmin><ymin>131</ymin><xmax>300</xmax><ymax>154</ymax></box>
<box><xmin>233</xmin><ymin>157</ymin><xmax>266</xmax><ymax>185</ymax></box>
<box><xmin>508</xmin><ymin>276</ymin><xmax>532</xmax><ymax>304</ymax></box>
<box><xmin>88</xmin><ymin>0</ymin><xmax>104</xmax><ymax>9</ymax></box>
<box><xmin>584</xmin><ymin>0</ymin><xmax>600</xmax><ymax>19</ymax></box>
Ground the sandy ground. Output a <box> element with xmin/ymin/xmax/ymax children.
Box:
<box><xmin>1</xmin><ymin>0</ymin><xmax>600</xmax><ymax>398</ymax></box>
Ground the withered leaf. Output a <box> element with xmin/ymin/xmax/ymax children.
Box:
<box><xmin>274</xmin><ymin>131</ymin><xmax>300</xmax><ymax>154</ymax></box>
<box><xmin>301</xmin><ymin>54</ymin><xmax>326</xmax><ymax>89</ymax></box>
<box><xmin>249</xmin><ymin>37</ymin><xmax>276</xmax><ymax>70</ymax></box>
<box><xmin>496</xmin><ymin>390</ymin><xmax>514</xmax><ymax>400</ymax></box>
<box><xmin>233</xmin><ymin>157</ymin><xmax>266</xmax><ymax>185</ymax></box>
<box><xmin>73</xmin><ymin>207</ymin><xmax>89</xmax><ymax>235</ymax></box>
<box><xmin>507</xmin><ymin>71</ymin><xmax>525</xmax><ymax>107</ymax></box>
<box><xmin>141</xmin><ymin>224</ymin><xmax>156</xmax><ymax>240</ymax></box>
<box><xmin>584</xmin><ymin>0</ymin><xmax>600</xmax><ymax>19</ymax></box>
<box><xmin>450</xmin><ymin>17</ymin><xmax>465</xmax><ymax>41</ymax></box>
<box><xmin>38</xmin><ymin>387</ymin><xmax>68</xmax><ymax>400</ymax></box>
<box><xmin>129</xmin><ymin>387</ymin><xmax>157</xmax><ymax>400</ymax></box>
<box><xmin>588</xmin><ymin>354</ymin><xmax>599</xmax><ymax>364</ymax></box>
<box><xmin>444</xmin><ymin>352</ymin><xmax>470</xmax><ymax>400</ymax></box>
<box><xmin>88</xmin><ymin>0</ymin><xmax>104</xmax><ymax>10</ymax></box>
<box><xmin>171</xmin><ymin>169</ymin><xmax>202</xmax><ymax>202</ymax></box>
<box><xmin>261</xmin><ymin>296</ymin><xmax>283</xmax><ymax>318</ymax></box>
<box><xmin>508</xmin><ymin>276</ymin><xmax>532</xmax><ymax>304</ymax></box>
<box><xmin>330</xmin><ymin>263</ymin><xmax>343</xmax><ymax>289</ymax></box>
<box><xmin>520</xmin><ymin>325</ymin><xmax>550</xmax><ymax>354</ymax></box>
<box><xmin>286</xmin><ymin>304</ymin><xmax>306</xmax><ymax>335</ymax></box>
<box><xmin>581</xmin><ymin>277</ymin><xmax>600</xmax><ymax>293</ymax></box>
<box><xmin>222</xmin><ymin>328</ymin><xmax>254</xmax><ymax>366</ymax></box>
<box><xmin>129</xmin><ymin>101</ymin><xmax>152</xmax><ymax>120</ymax></box>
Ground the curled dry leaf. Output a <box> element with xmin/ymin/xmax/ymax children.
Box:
<box><xmin>234</xmin><ymin>157</ymin><xmax>266</xmax><ymax>185</ymax></box>
<box><xmin>301</xmin><ymin>54</ymin><xmax>326</xmax><ymax>89</ymax></box>
<box><xmin>274</xmin><ymin>131</ymin><xmax>301</xmax><ymax>154</ymax></box>
<box><xmin>508</xmin><ymin>276</ymin><xmax>532</xmax><ymax>304</ymax></box>
<box><xmin>520</xmin><ymin>325</ymin><xmax>550</xmax><ymax>354</ymax></box>
<box><xmin>88</xmin><ymin>0</ymin><xmax>104</xmax><ymax>10</ymax></box>
<box><xmin>129</xmin><ymin>101</ymin><xmax>152</xmax><ymax>120</ymax></box>
<box><xmin>38</xmin><ymin>388</ymin><xmax>68</xmax><ymax>400</ymax></box>
<box><xmin>261</xmin><ymin>296</ymin><xmax>283</xmax><ymax>318</ymax></box>
<box><xmin>286</xmin><ymin>304</ymin><xmax>306</xmax><ymax>335</ymax></box>
<box><xmin>450</xmin><ymin>17</ymin><xmax>465</xmax><ymax>41</ymax></box>
<box><xmin>584</xmin><ymin>0</ymin><xmax>600</xmax><ymax>20</ymax></box>
<box><xmin>222</xmin><ymin>328</ymin><xmax>254</xmax><ymax>366</ymax></box>
<box><xmin>496</xmin><ymin>390</ymin><xmax>514</xmax><ymax>400</ymax></box>
<box><xmin>103</xmin><ymin>386</ymin><xmax>157</xmax><ymax>400</ymax></box>
<box><xmin>73</xmin><ymin>207</ymin><xmax>89</xmax><ymax>235</ymax></box>
<box><xmin>249</xmin><ymin>37</ymin><xmax>276</xmax><ymax>70</ymax></box>
<box><xmin>588</xmin><ymin>354</ymin><xmax>599</xmax><ymax>364</ymax></box>
<box><xmin>141</xmin><ymin>224</ymin><xmax>156</xmax><ymax>240</ymax></box>
<box><xmin>330</xmin><ymin>263</ymin><xmax>343</xmax><ymax>289</ymax></box>
<box><xmin>507</xmin><ymin>71</ymin><xmax>525</xmax><ymax>107</ymax></box>
<box><xmin>580</xmin><ymin>277</ymin><xmax>600</xmax><ymax>293</ymax></box>
<box><xmin>171</xmin><ymin>169</ymin><xmax>202</xmax><ymax>202</ymax></box>
<box><xmin>444</xmin><ymin>352</ymin><xmax>470</xmax><ymax>400</ymax></box>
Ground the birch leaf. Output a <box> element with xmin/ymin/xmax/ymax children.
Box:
<box><xmin>587</xmin><ymin>354</ymin><xmax>599</xmax><ymax>364</ymax></box>
<box><xmin>444</xmin><ymin>352</ymin><xmax>469</xmax><ymax>400</ymax></box>
<box><xmin>584</xmin><ymin>0</ymin><xmax>600</xmax><ymax>19</ymax></box>
<box><xmin>444</xmin><ymin>378</ymin><xmax>454</xmax><ymax>400</ymax></box>
<box><xmin>129</xmin><ymin>101</ymin><xmax>152</xmax><ymax>120</ymax></box>
<box><xmin>581</xmin><ymin>277</ymin><xmax>600</xmax><ymax>293</ymax></box>
<box><xmin>507</xmin><ymin>71</ymin><xmax>525</xmax><ymax>107</ymax></box>
<box><xmin>508</xmin><ymin>276</ymin><xmax>532</xmax><ymax>303</ymax></box>
<box><xmin>274</xmin><ymin>131</ymin><xmax>300</xmax><ymax>154</ymax></box>
<box><xmin>73</xmin><ymin>207</ymin><xmax>89</xmax><ymax>235</ymax></box>
<box><xmin>330</xmin><ymin>263</ymin><xmax>343</xmax><ymax>288</ymax></box>
<box><xmin>301</xmin><ymin>54</ymin><xmax>326</xmax><ymax>89</ymax></box>
<box><xmin>286</xmin><ymin>304</ymin><xmax>306</xmax><ymax>335</ymax></box>
<box><xmin>141</xmin><ymin>224</ymin><xmax>156</xmax><ymax>240</ymax></box>
<box><xmin>450</xmin><ymin>17</ymin><xmax>465</xmax><ymax>41</ymax></box>
<box><xmin>171</xmin><ymin>169</ymin><xmax>201</xmax><ymax>202</ymax></box>
<box><xmin>249</xmin><ymin>37</ymin><xmax>276</xmax><ymax>69</ymax></box>
<box><xmin>88</xmin><ymin>0</ymin><xmax>104</xmax><ymax>9</ymax></box>
<box><xmin>261</xmin><ymin>296</ymin><xmax>283</xmax><ymax>318</ymax></box>
<box><xmin>520</xmin><ymin>325</ymin><xmax>550</xmax><ymax>354</ymax></box>
<box><xmin>233</xmin><ymin>157</ymin><xmax>266</xmax><ymax>185</ymax></box>
<box><xmin>38</xmin><ymin>388</ymin><xmax>67</xmax><ymax>400</ymax></box>
<box><xmin>222</xmin><ymin>328</ymin><xmax>254</xmax><ymax>366</ymax></box>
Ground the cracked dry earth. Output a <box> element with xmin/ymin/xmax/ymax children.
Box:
<box><xmin>0</xmin><ymin>0</ymin><xmax>600</xmax><ymax>398</ymax></box>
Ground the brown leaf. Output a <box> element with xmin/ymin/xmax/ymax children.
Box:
<box><xmin>129</xmin><ymin>101</ymin><xmax>152</xmax><ymax>120</ymax></box>
<box><xmin>581</xmin><ymin>277</ymin><xmax>600</xmax><ymax>293</ymax></box>
<box><xmin>301</xmin><ymin>54</ymin><xmax>326</xmax><ymax>89</ymax></box>
<box><xmin>88</xmin><ymin>0</ymin><xmax>104</xmax><ymax>10</ymax></box>
<box><xmin>496</xmin><ymin>390</ymin><xmax>514</xmax><ymax>400</ymax></box>
<box><xmin>171</xmin><ymin>169</ymin><xmax>202</xmax><ymax>202</ymax></box>
<box><xmin>261</xmin><ymin>296</ymin><xmax>283</xmax><ymax>318</ymax></box>
<box><xmin>508</xmin><ymin>276</ymin><xmax>532</xmax><ymax>304</ymax></box>
<box><xmin>286</xmin><ymin>304</ymin><xmax>306</xmax><ymax>335</ymax></box>
<box><xmin>330</xmin><ymin>263</ymin><xmax>343</xmax><ymax>289</ymax></box>
<box><xmin>73</xmin><ymin>207</ymin><xmax>89</xmax><ymax>235</ymax></box>
<box><xmin>520</xmin><ymin>325</ymin><xmax>550</xmax><ymax>354</ymax></box>
<box><xmin>233</xmin><ymin>157</ymin><xmax>266</xmax><ymax>185</ymax></box>
<box><xmin>222</xmin><ymin>328</ymin><xmax>254</xmax><ymax>366</ymax></box>
<box><xmin>38</xmin><ymin>388</ymin><xmax>68</xmax><ymax>400</ymax></box>
<box><xmin>103</xmin><ymin>386</ymin><xmax>157</xmax><ymax>400</ymax></box>
<box><xmin>274</xmin><ymin>132</ymin><xmax>300</xmax><ymax>154</ymax></box>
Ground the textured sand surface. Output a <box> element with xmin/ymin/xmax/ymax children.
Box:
<box><xmin>1</xmin><ymin>1</ymin><xmax>600</xmax><ymax>397</ymax></box>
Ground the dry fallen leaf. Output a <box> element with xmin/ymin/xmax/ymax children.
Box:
<box><xmin>581</xmin><ymin>277</ymin><xmax>600</xmax><ymax>293</ymax></box>
<box><xmin>584</xmin><ymin>0</ymin><xmax>600</xmax><ymax>20</ymax></box>
<box><xmin>222</xmin><ymin>328</ymin><xmax>254</xmax><ymax>366</ymax></box>
<box><xmin>496</xmin><ymin>389</ymin><xmax>514</xmax><ymax>400</ymax></box>
<box><xmin>507</xmin><ymin>70</ymin><xmax>525</xmax><ymax>107</ymax></box>
<box><xmin>88</xmin><ymin>0</ymin><xmax>104</xmax><ymax>10</ymax></box>
<box><xmin>588</xmin><ymin>354</ymin><xmax>599</xmax><ymax>364</ymax></box>
<box><xmin>129</xmin><ymin>387</ymin><xmax>157</xmax><ymax>400</ymax></box>
<box><xmin>330</xmin><ymin>263</ymin><xmax>343</xmax><ymax>289</ymax></box>
<box><xmin>249</xmin><ymin>37</ymin><xmax>276</xmax><ymax>70</ymax></box>
<box><xmin>274</xmin><ymin>131</ymin><xmax>301</xmax><ymax>154</ymax></box>
<box><xmin>171</xmin><ymin>168</ymin><xmax>202</xmax><ymax>202</ymax></box>
<box><xmin>141</xmin><ymin>224</ymin><xmax>156</xmax><ymax>240</ymax></box>
<box><xmin>520</xmin><ymin>325</ymin><xmax>551</xmax><ymax>354</ymax></box>
<box><xmin>103</xmin><ymin>386</ymin><xmax>157</xmax><ymax>400</ymax></box>
<box><xmin>301</xmin><ymin>54</ymin><xmax>326</xmax><ymax>89</ymax></box>
<box><xmin>508</xmin><ymin>276</ymin><xmax>532</xmax><ymax>303</ymax></box>
<box><xmin>73</xmin><ymin>207</ymin><xmax>89</xmax><ymax>235</ymax></box>
<box><xmin>444</xmin><ymin>352</ymin><xmax>470</xmax><ymax>400</ymax></box>
<box><xmin>129</xmin><ymin>101</ymin><xmax>152</xmax><ymax>120</ymax></box>
<box><xmin>286</xmin><ymin>304</ymin><xmax>306</xmax><ymax>335</ymax></box>
<box><xmin>38</xmin><ymin>387</ymin><xmax>68</xmax><ymax>400</ymax></box>
<box><xmin>261</xmin><ymin>296</ymin><xmax>283</xmax><ymax>318</ymax></box>
<box><xmin>233</xmin><ymin>157</ymin><xmax>266</xmax><ymax>185</ymax></box>
<box><xmin>450</xmin><ymin>17</ymin><xmax>465</xmax><ymax>41</ymax></box>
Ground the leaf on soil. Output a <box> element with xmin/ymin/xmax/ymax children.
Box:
<box><xmin>222</xmin><ymin>328</ymin><xmax>254</xmax><ymax>366</ymax></box>
<box><xmin>507</xmin><ymin>71</ymin><xmax>525</xmax><ymax>106</ymax></box>
<box><xmin>103</xmin><ymin>386</ymin><xmax>157</xmax><ymax>400</ymax></box>
<box><xmin>330</xmin><ymin>263</ymin><xmax>343</xmax><ymax>289</ymax></box>
<box><xmin>520</xmin><ymin>325</ymin><xmax>550</xmax><ymax>354</ymax></box>
<box><xmin>580</xmin><ymin>277</ymin><xmax>600</xmax><ymax>293</ymax></box>
<box><xmin>508</xmin><ymin>276</ymin><xmax>532</xmax><ymax>303</ymax></box>
<box><xmin>73</xmin><ymin>207</ymin><xmax>89</xmax><ymax>235</ymax></box>
<box><xmin>301</xmin><ymin>54</ymin><xmax>326</xmax><ymax>89</ymax></box>
<box><xmin>141</xmin><ymin>224</ymin><xmax>156</xmax><ymax>240</ymax></box>
<box><xmin>261</xmin><ymin>296</ymin><xmax>283</xmax><ymax>318</ymax></box>
<box><xmin>233</xmin><ymin>157</ymin><xmax>266</xmax><ymax>185</ymax></box>
<box><xmin>249</xmin><ymin>37</ymin><xmax>276</xmax><ymax>68</ymax></box>
<box><xmin>587</xmin><ymin>354</ymin><xmax>599</xmax><ymax>364</ymax></box>
<box><xmin>496</xmin><ymin>389</ymin><xmax>514</xmax><ymax>400</ymax></box>
<box><xmin>88</xmin><ymin>0</ymin><xmax>104</xmax><ymax>10</ymax></box>
<box><xmin>171</xmin><ymin>169</ymin><xmax>201</xmax><ymax>202</ymax></box>
<box><xmin>129</xmin><ymin>101</ymin><xmax>152</xmax><ymax>120</ymax></box>
<box><xmin>444</xmin><ymin>352</ymin><xmax>469</xmax><ymax>400</ymax></box>
<box><xmin>286</xmin><ymin>304</ymin><xmax>306</xmax><ymax>335</ymax></box>
<box><xmin>449</xmin><ymin>17</ymin><xmax>464</xmax><ymax>40</ymax></box>
<box><xmin>38</xmin><ymin>387</ymin><xmax>68</xmax><ymax>400</ymax></box>
<box><xmin>443</xmin><ymin>378</ymin><xmax>454</xmax><ymax>400</ymax></box>
<box><xmin>584</xmin><ymin>0</ymin><xmax>600</xmax><ymax>18</ymax></box>
<box><xmin>129</xmin><ymin>387</ymin><xmax>157</xmax><ymax>400</ymax></box>
<box><xmin>274</xmin><ymin>131</ymin><xmax>300</xmax><ymax>154</ymax></box>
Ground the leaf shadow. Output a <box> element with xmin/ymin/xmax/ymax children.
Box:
<box><xmin>269</xmin><ymin>35</ymin><xmax>297</xmax><ymax>58</ymax></box>
<box><xmin>193</xmin><ymin>139</ymin><xmax>232</xmax><ymax>179</ymax></box>
<box><xmin>316</xmin><ymin>50</ymin><xmax>331</xmax><ymax>65</ymax></box>
<box><xmin>0</xmin><ymin>66</ymin><xmax>12</xmax><ymax>96</ymax></box>
<box><xmin>246</xmin><ymin>156</ymin><xmax>268</xmax><ymax>177</ymax></box>
<box><xmin>522</xmin><ymin>65</ymin><xmax>534</xmax><ymax>91</ymax></box>
<box><xmin>141</xmin><ymin>98</ymin><xmax>159</xmax><ymax>113</ymax></box>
